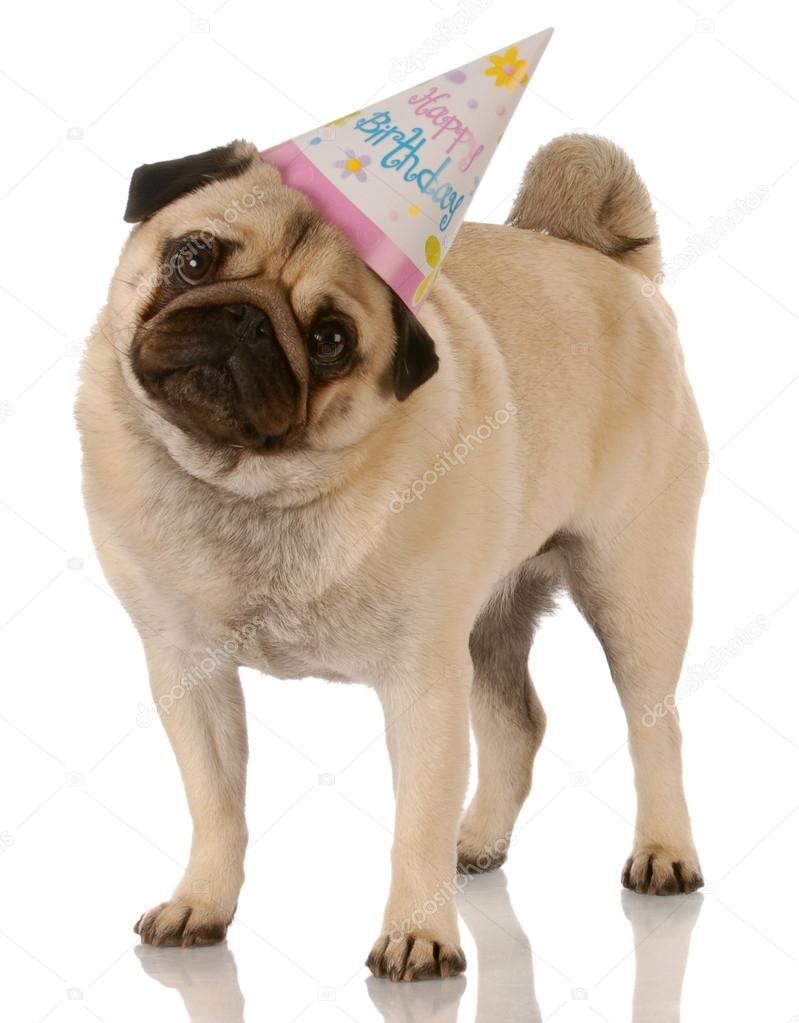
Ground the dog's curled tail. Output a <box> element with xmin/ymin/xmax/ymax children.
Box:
<box><xmin>507</xmin><ymin>133</ymin><xmax>662</xmax><ymax>281</ymax></box>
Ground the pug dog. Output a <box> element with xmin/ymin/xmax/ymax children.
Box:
<box><xmin>76</xmin><ymin>133</ymin><xmax>706</xmax><ymax>981</ymax></box>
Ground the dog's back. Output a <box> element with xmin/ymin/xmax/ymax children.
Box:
<box><xmin>439</xmin><ymin>132</ymin><xmax>703</xmax><ymax>544</ymax></box>
<box><xmin>445</xmin><ymin>133</ymin><xmax>665</xmax><ymax>324</ymax></box>
<box><xmin>442</xmin><ymin>134</ymin><xmax>689</xmax><ymax>431</ymax></box>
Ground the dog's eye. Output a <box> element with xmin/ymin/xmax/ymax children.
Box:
<box><xmin>308</xmin><ymin>321</ymin><xmax>353</xmax><ymax>367</ymax></box>
<box><xmin>175</xmin><ymin>237</ymin><xmax>216</xmax><ymax>285</ymax></box>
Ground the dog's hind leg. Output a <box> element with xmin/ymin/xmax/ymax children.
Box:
<box><xmin>458</xmin><ymin>565</ymin><xmax>556</xmax><ymax>873</ymax></box>
<box><xmin>562</xmin><ymin>461</ymin><xmax>705</xmax><ymax>895</ymax></box>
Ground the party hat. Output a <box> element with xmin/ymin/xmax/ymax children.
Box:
<box><xmin>260</xmin><ymin>28</ymin><xmax>553</xmax><ymax>308</ymax></box>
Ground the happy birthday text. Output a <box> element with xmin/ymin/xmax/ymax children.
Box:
<box><xmin>353</xmin><ymin>87</ymin><xmax>485</xmax><ymax>231</ymax></box>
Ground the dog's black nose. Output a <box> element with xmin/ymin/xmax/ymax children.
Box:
<box><xmin>132</xmin><ymin>299</ymin><xmax>300</xmax><ymax>449</ymax></box>
<box><xmin>224</xmin><ymin>303</ymin><xmax>272</xmax><ymax>338</ymax></box>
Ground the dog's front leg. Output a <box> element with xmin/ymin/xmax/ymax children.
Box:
<box><xmin>367</xmin><ymin>657</ymin><xmax>470</xmax><ymax>981</ymax></box>
<box><xmin>134</xmin><ymin>639</ymin><xmax>248</xmax><ymax>947</ymax></box>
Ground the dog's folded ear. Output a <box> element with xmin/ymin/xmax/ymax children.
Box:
<box><xmin>391</xmin><ymin>294</ymin><xmax>440</xmax><ymax>402</ymax></box>
<box><xmin>124</xmin><ymin>141</ymin><xmax>258</xmax><ymax>224</ymax></box>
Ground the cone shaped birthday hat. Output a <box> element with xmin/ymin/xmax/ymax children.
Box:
<box><xmin>260</xmin><ymin>28</ymin><xmax>553</xmax><ymax>309</ymax></box>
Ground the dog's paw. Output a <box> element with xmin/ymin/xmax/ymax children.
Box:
<box><xmin>621</xmin><ymin>847</ymin><xmax>704</xmax><ymax>895</ymax></box>
<box><xmin>366</xmin><ymin>931</ymin><xmax>466</xmax><ymax>982</ymax></box>
<box><xmin>456</xmin><ymin>834</ymin><xmax>508</xmax><ymax>875</ymax></box>
<box><xmin>134</xmin><ymin>898</ymin><xmax>233</xmax><ymax>948</ymax></box>
<box><xmin>456</xmin><ymin>816</ymin><xmax>511</xmax><ymax>875</ymax></box>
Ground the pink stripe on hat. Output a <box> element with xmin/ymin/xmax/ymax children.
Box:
<box><xmin>261</xmin><ymin>140</ymin><xmax>425</xmax><ymax>308</ymax></box>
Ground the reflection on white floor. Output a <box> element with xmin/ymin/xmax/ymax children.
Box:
<box><xmin>132</xmin><ymin>873</ymin><xmax>702</xmax><ymax>1023</ymax></box>
<box><xmin>622</xmin><ymin>888</ymin><xmax>702</xmax><ymax>1022</ymax></box>
<box><xmin>136</xmin><ymin>943</ymin><xmax>246</xmax><ymax>1023</ymax></box>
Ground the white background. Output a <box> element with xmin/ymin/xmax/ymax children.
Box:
<box><xmin>1</xmin><ymin>1</ymin><xmax>798</xmax><ymax>1020</ymax></box>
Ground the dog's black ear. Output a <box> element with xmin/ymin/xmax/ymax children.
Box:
<box><xmin>391</xmin><ymin>293</ymin><xmax>439</xmax><ymax>401</ymax></box>
<box><xmin>124</xmin><ymin>141</ymin><xmax>256</xmax><ymax>224</ymax></box>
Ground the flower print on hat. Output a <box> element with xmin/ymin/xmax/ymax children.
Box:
<box><xmin>333</xmin><ymin>150</ymin><xmax>371</xmax><ymax>182</ymax></box>
<box><xmin>484</xmin><ymin>46</ymin><xmax>531</xmax><ymax>91</ymax></box>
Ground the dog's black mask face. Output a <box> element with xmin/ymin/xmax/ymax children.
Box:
<box><xmin>132</xmin><ymin>295</ymin><xmax>307</xmax><ymax>449</ymax></box>
<box><xmin>131</xmin><ymin>286</ymin><xmax>439</xmax><ymax>451</ymax></box>
<box><xmin>123</xmin><ymin>143</ymin><xmax>440</xmax><ymax>453</ymax></box>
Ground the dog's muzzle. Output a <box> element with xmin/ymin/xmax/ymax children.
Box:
<box><xmin>131</xmin><ymin>284</ymin><xmax>309</xmax><ymax>450</ymax></box>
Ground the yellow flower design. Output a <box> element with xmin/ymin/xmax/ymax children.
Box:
<box><xmin>484</xmin><ymin>47</ymin><xmax>529</xmax><ymax>91</ymax></box>
<box><xmin>333</xmin><ymin>149</ymin><xmax>371</xmax><ymax>181</ymax></box>
<box><xmin>413</xmin><ymin>235</ymin><xmax>442</xmax><ymax>305</ymax></box>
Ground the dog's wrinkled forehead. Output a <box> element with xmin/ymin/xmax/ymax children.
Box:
<box><xmin>120</xmin><ymin>141</ymin><xmax>381</xmax><ymax>321</ymax></box>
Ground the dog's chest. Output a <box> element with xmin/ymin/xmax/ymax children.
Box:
<box><xmin>179</xmin><ymin>529</ymin><xmax>400</xmax><ymax>685</ymax></box>
<box><xmin>223</xmin><ymin>581</ymin><xmax>395</xmax><ymax>683</ymax></box>
<box><xmin>137</xmin><ymin>474</ymin><xmax>405</xmax><ymax>684</ymax></box>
